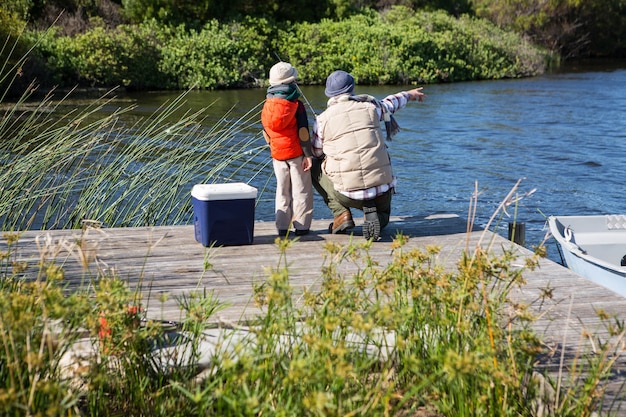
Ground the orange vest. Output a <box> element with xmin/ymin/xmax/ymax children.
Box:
<box><xmin>261</xmin><ymin>98</ymin><xmax>303</xmax><ymax>161</ymax></box>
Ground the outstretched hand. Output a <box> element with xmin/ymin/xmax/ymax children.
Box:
<box><xmin>407</xmin><ymin>87</ymin><xmax>425</xmax><ymax>102</ymax></box>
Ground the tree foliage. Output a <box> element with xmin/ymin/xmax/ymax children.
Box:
<box><xmin>473</xmin><ymin>0</ymin><xmax>626</xmax><ymax>58</ymax></box>
<box><xmin>2</xmin><ymin>0</ymin><xmax>625</xmax><ymax>58</ymax></box>
<box><xmin>121</xmin><ymin>0</ymin><xmax>335</xmax><ymax>26</ymax></box>
<box><xmin>1</xmin><ymin>0</ymin><xmax>624</xmax><ymax>94</ymax></box>
<box><xmin>283</xmin><ymin>9</ymin><xmax>546</xmax><ymax>85</ymax></box>
<box><xmin>26</xmin><ymin>8</ymin><xmax>548</xmax><ymax>91</ymax></box>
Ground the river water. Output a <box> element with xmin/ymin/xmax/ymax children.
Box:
<box><xmin>28</xmin><ymin>61</ymin><xmax>626</xmax><ymax>263</ymax></box>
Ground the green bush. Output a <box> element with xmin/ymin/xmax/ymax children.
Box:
<box><xmin>23</xmin><ymin>8</ymin><xmax>549</xmax><ymax>90</ymax></box>
<box><xmin>280</xmin><ymin>8</ymin><xmax>548</xmax><ymax>85</ymax></box>
<box><xmin>32</xmin><ymin>17</ymin><xmax>274</xmax><ymax>90</ymax></box>
<box><xmin>158</xmin><ymin>18</ymin><xmax>272</xmax><ymax>89</ymax></box>
<box><xmin>33</xmin><ymin>21</ymin><xmax>169</xmax><ymax>89</ymax></box>
<box><xmin>116</xmin><ymin>22</ymin><xmax>171</xmax><ymax>90</ymax></box>
<box><xmin>157</xmin><ymin>22</ymin><xmax>236</xmax><ymax>89</ymax></box>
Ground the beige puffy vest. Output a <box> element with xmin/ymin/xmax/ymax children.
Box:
<box><xmin>317</xmin><ymin>96</ymin><xmax>393</xmax><ymax>192</ymax></box>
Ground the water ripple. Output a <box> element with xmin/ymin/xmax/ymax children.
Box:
<box><xmin>385</xmin><ymin>66</ymin><xmax>626</xmax><ymax>261</ymax></box>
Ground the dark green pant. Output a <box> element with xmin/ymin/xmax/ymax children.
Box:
<box><xmin>311</xmin><ymin>158</ymin><xmax>392</xmax><ymax>228</ymax></box>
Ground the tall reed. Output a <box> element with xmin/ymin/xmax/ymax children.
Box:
<box><xmin>1</xmin><ymin>76</ymin><xmax>269</xmax><ymax>231</ymax></box>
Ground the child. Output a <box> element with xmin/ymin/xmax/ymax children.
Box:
<box><xmin>261</xmin><ymin>62</ymin><xmax>313</xmax><ymax>236</ymax></box>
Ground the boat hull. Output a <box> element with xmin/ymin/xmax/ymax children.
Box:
<box><xmin>548</xmin><ymin>215</ymin><xmax>626</xmax><ymax>299</ymax></box>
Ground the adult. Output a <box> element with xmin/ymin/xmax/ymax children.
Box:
<box><xmin>311</xmin><ymin>70</ymin><xmax>424</xmax><ymax>240</ymax></box>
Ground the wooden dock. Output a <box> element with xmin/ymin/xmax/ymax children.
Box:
<box><xmin>2</xmin><ymin>214</ymin><xmax>626</xmax><ymax>413</ymax></box>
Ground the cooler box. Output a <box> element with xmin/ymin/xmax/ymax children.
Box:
<box><xmin>191</xmin><ymin>183</ymin><xmax>257</xmax><ymax>247</ymax></box>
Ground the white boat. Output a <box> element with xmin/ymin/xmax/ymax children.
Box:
<box><xmin>548</xmin><ymin>215</ymin><xmax>626</xmax><ymax>299</ymax></box>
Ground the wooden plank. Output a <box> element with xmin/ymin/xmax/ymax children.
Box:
<box><xmin>2</xmin><ymin>215</ymin><xmax>625</xmax><ymax>323</ymax></box>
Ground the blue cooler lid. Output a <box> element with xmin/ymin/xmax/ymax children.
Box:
<box><xmin>191</xmin><ymin>183</ymin><xmax>258</xmax><ymax>201</ymax></box>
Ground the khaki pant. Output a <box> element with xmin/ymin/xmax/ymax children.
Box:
<box><xmin>311</xmin><ymin>158</ymin><xmax>392</xmax><ymax>228</ymax></box>
<box><xmin>273</xmin><ymin>156</ymin><xmax>313</xmax><ymax>231</ymax></box>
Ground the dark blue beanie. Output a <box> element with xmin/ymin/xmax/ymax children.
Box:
<box><xmin>324</xmin><ymin>70</ymin><xmax>355</xmax><ymax>97</ymax></box>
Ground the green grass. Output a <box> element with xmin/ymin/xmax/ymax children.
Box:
<box><xmin>0</xmin><ymin>223</ymin><xmax>624</xmax><ymax>416</ymax></box>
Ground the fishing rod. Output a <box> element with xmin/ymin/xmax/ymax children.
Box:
<box><xmin>294</xmin><ymin>82</ymin><xmax>317</xmax><ymax>117</ymax></box>
<box><xmin>272</xmin><ymin>52</ymin><xmax>318</xmax><ymax>116</ymax></box>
